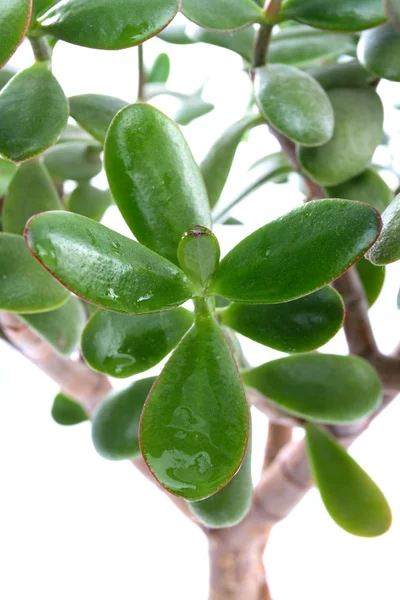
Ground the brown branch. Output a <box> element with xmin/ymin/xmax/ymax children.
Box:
<box><xmin>263</xmin><ymin>423</ymin><xmax>293</xmax><ymax>471</ymax></box>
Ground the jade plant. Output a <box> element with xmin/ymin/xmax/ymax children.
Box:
<box><xmin>2</xmin><ymin>0</ymin><xmax>400</xmax><ymax>597</ymax></box>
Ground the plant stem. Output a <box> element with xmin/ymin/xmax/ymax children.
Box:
<box><xmin>252</xmin><ymin>0</ymin><xmax>282</xmax><ymax>69</ymax></box>
<box><xmin>137</xmin><ymin>44</ymin><xmax>146</xmax><ymax>101</ymax></box>
<box><xmin>29</xmin><ymin>36</ymin><xmax>52</xmax><ymax>63</ymax></box>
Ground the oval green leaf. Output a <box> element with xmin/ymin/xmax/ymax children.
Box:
<box><xmin>67</xmin><ymin>184</ymin><xmax>112</xmax><ymax>222</ymax></box>
<box><xmin>178</xmin><ymin>226</ymin><xmax>220</xmax><ymax>288</ymax></box>
<box><xmin>356</xmin><ymin>257</ymin><xmax>385</xmax><ymax>307</ymax></box>
<box><xmin>158</xmin><ymin>23</ymin><xmax>197</xmax><ymax>44</ymax></box>
<box><xmin>148</xmin><ymin>53</ymin><xmax>171</xmax><ymax>84</ymax></box>
<box><xmin>242</xmin><ymin>353</ymin><xmax>382</xmax><ymax>423</ymax></box>
<box><xmin>173</xmin><ymin>94</ymin><xmax>215</xmax><ymax>126</ymax></box>
<box><xmin>367</xmin><ymin>194</ymin><xmax>400</xmax><ymax>265</ymax></box>
<box><xmin>326</xmin><ymin>168</ymin><xmax>393</xmax><ymax>214</ymax></box>
<box><xmin>69</xmin><ymin>94</ymin><xmax>128</xmax><ymax>143</ymax></box>
<box><xmin>308</xmin><ymin>60</ymin><xmax>377</xmax><ymax>90</ymax></box>
<box><xmin>358</xmin><ymin>22</ymin><xmax>400</xmax><ymax>82</ymax></box>
<box><xmin>0</xmin><ymin>158</ymin><xmax>17</xmax><ymax>196</ymax></box>
<box><xmin>0</xmin><ymin>0</ymin><xmax>31</xmax><ymax>68</ymax></box>
<box><xmin>139</xmin><ymin>316</ymin><xmax>249</xmax><ymax>501</ymax></box>
<box><xmin>306</xmin><ymin>424</ymin><xmax>392</xmax><ymax>537</ymax></box>
<box><xmin>25</xmin><ymin>211</ymin><xmax>193</xmax><ymax>314</ymax></box>
<box><xmin>52</xmin><ymin>392</ymin><xmax>89</xmax><ymax>426</ymax></box>
<box><xmin>105</xmin><ymin>103</ymin><xmax>212</xmax><ymax>264</ymax></box>
<box><xmin>185</xmin><ymin>24</ymin><xmax>255</xmax><ymax>62</ymax></box>
<box><xmin>181</xmin><ymin>0</ymin><xmax>266</xmax><ymax>32</ymax></box>
<box><xmin>44</xmin><ymin>142</ymin><xmax>102</xmax><ymax>182</ymax></box>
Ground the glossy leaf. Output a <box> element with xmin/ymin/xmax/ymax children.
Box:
<box><xmin>82</xmin><ymin>308</ymin><xmax>193</xmax><ymax>378</ymax></box>
<box><xmin>0</xmin><ymin>63</ymin><xmax>68</xmax><ymax>162</ymax></box>
<box><xmin>139</xmin><ymin>315</ymin><xmax>249</xmax><ymax>501</ymax></box>
<box><xmin>148</xmin><ymin>53</ymin><xmax>170</xmax><ymax>84</ymax></box>
<box><xmin>69</xmin><ymin>94</ymin><xmax>128</xmax><ymax>143</ymax></box>
<box><xmin>67</xmin><ymin>184</ymin><xmax>112</xmax><ymax>222</ymax></box>
<box><xmin>308</xmin><ymin>60</ymin><xmax>376</xmax><ymax>90</ymax></box>
<box><xmin>242</xmin><ymin>354</ymin><xmax>382</xmax><ymax>423</ymax></box>
<box><xmin>158</xmin><ymin>23</ymin><xmax>196</xmax><ymax>44</ymax></box>
<box><xmin>298</xmin><ymin>88</ymin><xmax>384</xmax><ymax>186</ymax></box>
<box><xmin>92</xmin><ymin>378</ymin><xmax>154</xmax><ymax>460</ymax></box>
<box><xmin>25</xmin><ymin>211</ymin><xmax>193</xmax><ymax>314</ymax></box>
<box><xmin>0</xmin><ymin>0</ymin><xmax>31</xmax><ymax>68</ymax></box>
<box><xmin>38</xmin><ymin>0</ymin><xmax>180</xmax><ymax>50</ymax></box>
<box><xmin>255</xmin><ymin>64</ymin><xmax>334</xmax><ymax>147</ymax></box>
<box><xmin>220</xmin><ymin>287</ymin><xmax>344</xmax><ymax>353</ymax></box>
<box><xmin>356</xmin><ymin>258</ymin><xmax>385</xmax><ymax>307</ymax></box>
<box><xmin>185</xmin><ymin>23</ymin><xmax>255</xmax><ymax>62</ymax></box>
<box><xmin>201</xmin><ymin>114</ymin><xmax>262</xmax><ymax>209</ymax></box>
<box><xmin>178</xmin><ymin>226</ymin><xmax>220</xmax><ymax>288</ymax></box>
<box><xmin>281</xmin><ymin>0</ymin><xmax>387</xmax><ymax>32</ymax></box>
<box><xmin>173</xmin><ymin>94</ymin><xmax>215</xmax><ymax>126</ymax></box>
<box><xmin>358</xmin><ymin>22</ymin><xmax>400</xmax><ymax>82</ymax></box>
<box><xmin>367</xmin><ymin>194</ymin><xmax>400</xmax><ymax>265</ymax></box>
<box><xmin>326</xmin><ymin>168</ymin><xmax>393</xmax><ymax>214</ymax></box>
<box><xmin>0</xmin><ymin>233</ymin><xmax>69</xmax><ymax>313</ymax></box>
<box><xmin>386</xmin><ymin>0</ymin><xmax>400</xmax><ymax>30</ymax></box>
<box><xmin>0</xmin><ymin>65</ymin><xmax>17</xmax><ymax>91</ymax></box>
<box><xmin>181</xmin><ymin>0</ymin><xmax>266</xmax><ymax>32</ymax></box>
<box><xmin>3</xmin><ymin>159</ymin><xmax>62</xmax><ymax>235</ymax></box>
<box><xmin>0</xmin><ymin>158</ymin><xmax>17</xmax><ymax>196</ymax></box>
<box><xmin>211</xmin><ymin>199</ymin><xmax>381</xmax><ymax>304</ymax></box>
<box><xmin>51</xmin><ymin>393</ymin><xmax>89</xmax><ymax>426</ymax></box>
<box><xmin>306</xmin><ymin>424</ymin><xmax>392</xmax><ymax>537</ymax></box>
<box><xmin>44</xmin><ymin>142</ymin><xmax>102</xmax><ymax>182</ymax></box>
<box><xmin>105</xmin><ymin>103</ymin><xmax>212</xmax><ymax>265</ymax></box>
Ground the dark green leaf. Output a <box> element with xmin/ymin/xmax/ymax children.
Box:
<box><xmin>356</xmin><ymin>257</ymin><xmax>385</xmax><ymax>307</ymax></box>
<box><xmin>0</xmin><ymin>66</ymin><xmax>18</xmax><ymax>91</ymax></box>
<box><xmin>32</xmin><ymin>0</ymin><xmax>54</xmax><ymax>18</ymax></box>
<box><xmin>178</xmin><ymin>226</ymin><xmax>220</xmax><ymax>288</ymax></box>
<box><xmin>185</xmin><ymin>24</ymin><xmax>255</xmax><ymax>62</ymax></box>
<box><xmin>181</xmin><ymin>0</ymin><xmax>266</xmax><ymax>32</ymax></box>
<box><xmin>308</xmin><ymin>60</ymin><xmax>377</xmax><ymax>90</ymax></box>
<box><xmin>44</xmin><ymin>142</ymin><xmax>102</xmax><ymax>182</ymax></box>
<box><xmin>173</xmin><ymin>94</ymin><xmax>215</xmax><ymax>126</ymax></box>
<box><xmin>52</xmin><ymin>392</ymin><xmax>89</xmax><ymax>426</ymax></box>
<box><xmin>386</xmin><ymin>0</ymin><xmax>400</xmax><ymax>30</ymax></box>
<box><xmin>67</xmin><ymin>184</ymin><xmax>112</xmax><ymax>222</ymax></box>
<box><xmin>306</xmin><ymin>424</ymin><xmax>392</xmax><ymax>537</ymax></box>
<box><xmin>0</xmin><ymin>0</ymin><xmax>31</xmax><ymax>68</ymax></box>
<box><xmin>326</xmin><ymin>168</ymin><xmax>393</xmax><ymax>214</ymax></box>
<box><xmin>148</xmin><ymin>53</ymin><xmax>171</xmax><ymax>84</ymax></box>
<box><xmin>367</xmin><ymin>194</ymin><xmax>400</xmax><ymax>264</ymax></box>
<box><xmin>69</xmin><ymin>94</ymin><xmax>128</xmax><ymax>143</ymax></box>
<box><xmin>0</xmin><ymin>158</ymin><xmax>17</xmax><ymax>196</ymax></box>
<box><xmin>158</xmin><ymin>23</ymin><xmax>197</xmax><ymax>44</ymax></box>
<box><xmin>358</xmin><ymin>22</ymin><xmax>400</xmax><ymax>82</ymax></box>
<box><xmin>25</xmin><ymin>211</ymin><xmax>193</xmax><ymax>314</ymax></box>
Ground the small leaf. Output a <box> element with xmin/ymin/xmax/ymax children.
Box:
<box><xmin>38</xmin><ymin>0</ymin><xmax>180</xmax><ymax>49</ymax></box>
<box><xmin>0</xmin><ymin>0</ymin><xmax>31</xmax><ymax>68</ymax></box>
<box><xmin>358</xmin><ymin>22</ymin><xmax>400</xmax><ymax>82</ymax></box>
<box><xmin>306</xmin><ymin>424</ymin><xmax>392</xmax><ymax>537</ymax></box>
<box><xmin>69</xmin><ymin>94</ymin><xmax>128</xmax><ymax>143</ymax></box>
<box><xmin>386</xmin><ymin>0</ymin><xmax>400</xmax><ymax>30</ymax></box>
<box><xmin>298</xmin><ymin>88</ymin><xmax>384</xmax><ymax>186</ymax></box>
<box><xmin>210</xmin><ymin>199</ymin><xmax>381</xmax><ymax>304</ymax></box>
<box><xmin>25</xmin><ymin>211</ymin><xmax>193</xmax><ymax>314</ymax></box>
<box><xmin>43</xmin><ymin>142</ymin><xmax>102</xmax><ymax>182</ymax></box>
<box><xmin>223</xmin><ymin>217</ymin><xmax>243</xmax><ymax>225</ymax></box>
<box><xmin>67</xmin><ymin>184</ymin><xmax>112</xmax><ymax>222</ymax></box>
<box><xmin>3</xmin><ymin>158</ymin><xmax>62</xmax><ymax>235</ymax></box>
<box><xmin>178</xmin><ymin>226</ymin><xmax>220</xmax><ymax>288</ymax></box>
<box><xmin>173</xmin><ymin>94</ymin><xmax>215</xmax><ymax>126</ymax></box>
<box><xmin>181</xmin><ymin>0</ymin><xmax>266</xmax><ymax>32</ymax></box>
<box><xmin>139</xmin><ymin>316</ymin><xmax>249</xmax><ymax>501</ymax></box>
<box><xmin>58</xmin><ymin>123</ymin><xmax>93</xmax><ymax>144</ymax></box>
<box><xmin>82</xmin><ymin>308</ymin><xmax>193</xmax><ymax>378</ymax></box>
<box><xmin>185</xmin><ymin>23</ymin><xmax>255</xmax><ymax>62</ymax></box>
<box><xmin>220</xmin><ymin>287</ymin><xmax>344</xmax><ymax>353</ymax></box>
<box><xmin>0</xmin><ymin>63</ymin><xmax>68</xmax><ymax>162</ymax></box>
<box><xmin>0</xmin><ymin>66</ymin><xmax>18</xmax><ymax>91</ymax></box>
<box><xmin>92</xmin><ymin>378</ymin><xmax>154</xmax><ymax>460</ymax></box>
<box><xmin>308</xmin><ymin>60</ymin><xmax>377</xmax><ymax>90</ymax></box>
<box><xmin>148</xmin><ymin>53</ymin><xmax>171</xmax><ymax>84</ymax></box>
<box><xmin>281</xmin><ymin>0</ymin><xmax>387</xmax><ymax>32</ymax></box>
<box><xmin>19</xmin><ymin>296</ymin><xmax>86</xmax><ymax>355</ymax></box>
<box><xmin>242</xmin><ymin>354</ymin><xmax>382</xmax><ymax>423</ymax></box>
<box><xmin>367</xmin><ymin>194</ymin><xmax>400</xmax><ymax>265</ymax></box>
<box><xmin>326</xmin><ymin>168</ymin><xmax>393</xmax><ymax>214</ymax></box>
<box><xmin>255</xmin><ymin>64</ymin><xmax>334</xmax><ymax>147</ymax></box>
<box><xmin>356</xmin><ymin>257</ymin><xmax>385</xmax><ymax>307</ymax></box>
<box><xmin>105</xmin><ymin>104</ymin><xmax>212</xmax><ymax>265</ymax></box>
<box><xmin>0</xmin><ymin>232</ymin><xmax>69</xmax><ymax>313</ymax></box>
<box><xmin>0</xmin><ymin>158</ymin><xmax>17</xmax><ymax>196</ymax></box>
<box><xmin>158</xmin><ymin>23</ymin><xmax>197</xmax><ymax>44</ymax></box>
<box><xmin>52</xmin><ymin>392</ymin><xmax>89</xmax><ymax>426</ymax></box>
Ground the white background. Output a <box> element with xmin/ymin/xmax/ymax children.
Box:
<box><xmin>1</xmin><ymin>17</ymin><xmax>400</xmax><ymax>600</ymax></box>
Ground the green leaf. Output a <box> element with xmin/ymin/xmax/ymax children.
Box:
<box><xmin>189</xmin><ymin>424</ymin><xmax>252</xmax><ymax>528</ymax></box>
<box><xmin>326</xmin><ymin>168</ymin><xmax>393</xmax><ymax>214</ymax></box>
<box><xmin>181</xmin><ymin>0</ymin><xmax>266</xmax><ymax>32</ymax></box>
<box><xmin>82</xmin><ymin>308</ymin><xmax>193</xmax><ymax>378</ymax></box>
<box><xmin>0</xmin><ymin>63</ymin><xmax>68</xmax><ymax>162</ymax></box>
<box><xmin>0</xmin><ymin>232</ymin><xmax>69</xmax><ymax>313</ymax></box>
<box><xmin>69</xmin><ymin>94</ymin><xmax>128</xmax><ymax>143</ymax></box>
<box><xmin>211</xmin><ymin>199</ymin><xmax>381</xmax><ymax>304</ymax></box>
<box><xmin>92</xmin><ymin>378</ymin><xmax>154</xmax><ymax>460</ymax></box>
<box><xmin>255</xmin><ymin>64</ymin><xmax>334</xmax><ymax>147</ymax></box>
<box><xmin>67</xmin><ymin>184</ymin><xmax>112</xmax><ymax>222</ymax></box>
<box><xmin>158</xmin><ymin>23</ymin><xmax>197</xmax><ymax>44</ymax></box>
<box><xmin>0</xmin><ymin>0</ymin><xmax>31</xmax><ymax>68</ymax></box>
<box><xmin>308</xmin><ymin>60</ymin><xmax>377</xmax><ymax>90</ymax></box>
<box><xmin>52</xmin><ymin>392</ymin><xmax>89</xmax><ymax>426</ymax></box>
<box><xmin>356</xmin><ymin>257</ymin><xmax>385</xmax><ymax>307</ymax></box>
<box><xmin>25</xmin><ymin>211</ymin><xmax>193</xmax><ymax>314</ymax></box>
<box><xmin>173</xmin><ymin>94</ymin><xmax>215</xmax><ymax>126</ymax></box>
<box><xmin>306</xmin><ymin>424</ymin><xmax>392</xmax><ymax>537</ymax></box>
<box><xmin>242</xmin><ymin>353</ymin><xmax>382</xmax><ymax>423</ymax></box>
<box><xmin>43</xmin><ymin>142</ymin><xmax>102</xmax><ymax>182</ymax></box>
<box><xmin>0</xmin><ymin>158</ymin><xmax>17</xmax><ymax>196</ymax></box>
<box><xmin>298</xmin><ymin>88</ymin><xmax>384</xmax><ymax>186</ymax></box>
<box><xmin>185</xmin><ymin>24</ymin><xmax>255</xmax><ymax>62</ymax></box>
<box><xmin>148</xmin><ymin>53</ymin><xmax>171</xmax><ymax>84</ymax></box>
<box><xmin>178</xmin><ymin>226</ymin><xmax>220</xmax><ymax>288</ymax></box>
<box><xmin>367</xmin><ymin>194</ymin><xmax>400</xmax><ymax>265</ymax></box>
<box><xmin>386</xmin><ymin>0</ymin><xmax>400</xmax><ymax>30</ymax></box>
<box><xmin>58</xmin><ymin>123</ymin><xmax>93</xmax><ymax>144</ymax></box>
<box><xmin>222</xmin><ymin>217</ymin><xmax>243</xmax><ymax>225</ymax></box>
<box><xmin>38</xmin><ymin>0</ymin><xmax>180</xmax><ymax>50</ymax></box>
<box><xmin>281</xmin><ymin>0</ymin><xmax>387</xmax><ymax>32</ymax></box>
<box><xmin>220</xmin><ymin>286</ymin><xmax>344</xmax><ymax>353</ymax></box>
<box><xmin>32</xmin><ymin>0</ymin><xmax>54</xmax><ymax>18</ymax></box>
<box><xmin>358</xmin><ymin>22</ymin><xmax>400</xmax><ymax>82</ymax></box>
<box><xmin>0</xmin><ymin>65</ymin><xmax>17</xmax><ymax>91</ymax></box>
<box><xmin>139</xmin><ymin>316</ymin><xmax>249</xmax><ymax>501</ymax></box>
<box><xmin>201</xmin><ymin>114</ymin><xmax>262</xmax><ymax>209</ymax></box>
<box><xmin>3</xmin><ymin>159</ymin><xmax>62</xmax><ymax>235</ymax></box>
<box><xmin>105</xmin><ymin>103</ymin><xmax>212</xmax><ymax>265</ymax></box>
<box><xmin>19</xmin><ymin>296</ymin><xmax>86</xmax><ymax>355</ymax></box>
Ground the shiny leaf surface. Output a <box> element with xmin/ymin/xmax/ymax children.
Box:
<box><xmin>69</xmin><ymin>94</ymin><xmax>128</xmax><ymax>143</ymax></box>
<box><xmin>181</xmin><ymin>0</ymin><xmax>266</xmax><ymax>32</ymax></box>
<box><xmin>326</xmin><ymin>168</ymin><xmax>393</xmax><ymax>214</ymax></box>
<box><xmin>356</xmin><ymin>258</ymin><xmax>385</xmax><ymax>307</ymax></box>
<box><xmin>178</xmin><ymin>226</ymin><xmax>220</xmax><ymax>288</ymax></box>
<box><xmin>44</xmin><ymin>142</ymin><xmax>102</xmax><ymax>182</ymax></box>
<box><xmin>0</xmin><ymin>0</ymin><xmax>31</xmax><ymax>68</ymax></box>
<box><xmin>367</xmin><ymin>194</ymin><xmax>400</xmax><ymax>265</ymax></box>
<box><xmin>358</xmin><ymin>22</ymin><xmax>400</xmax><ymax>82</ymax></box>
<box><xmin>52</xmin><ymin>392</ymin><xmax>89</xmax><ymax>426</ymax></box>
<box><xmin>67</xmin><ymin>184</ymin><xmax>112</xmax><ymax>222</ymax></box>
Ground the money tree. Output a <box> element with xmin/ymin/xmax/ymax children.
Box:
<box><xmin>1</xmin><ymin>0</ymin><xmax>400</xmax><ymax>598</ymax></box>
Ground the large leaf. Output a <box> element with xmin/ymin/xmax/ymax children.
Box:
<box><xmin>298</xmin><ymin>88</ymin><xmax>384</xmax><ymax>186</ymax></box>
<box><xmin>0</xmin><ymin>0</ymin><xmax>31</xmax><ymax>68</ymax></box>
<box><xmin>3</xmin><ymin>159</ymin><xmax>62</xmax><ymax>235</ymax></box>
<box><xmin>181</xmin><ymin>0</ymin><xmax>266</xmax><ymax>32</ymax></box>
<box><xmin>0</xmin><ymin>233</ymin><xmax>69</xmax><ymax>313</ymax></box>
<box><xmin>220</xmin><ymin>287</ymin><xmax>344</xmax><ymax>353</ymax></box>
<box><xmin>92</xmin><ymin>378</ymin><xmax>155</xmax><ymax>460</ymax></box>
<box><xmin>281</xmin><ymin>0</ymin><xmax>387</xmax><ymax>32</ymax></box>
<box><xmin>82</xmin><ymin>308</ymin><xmax>193</xmax><ymax>378</ymax></box>
<box><xmin>19</xmin><ymin>296</ymin><xmax>85</xmax><ymax>355</ymax></box>
<box><xmin>69</xmin><ymin>94</ymin><xmax>128</xmax><ymax>143</ymax></box>
<box><xmin>43</xmin><ymin>142</ymin><xmax>102</xmax><ymax>182</ymax></box>
<box><xmin>308</xmin><ymin>60</ymin><xmax>376</xmax><ymax>90</ymax></box>
<box><xmin>356</xmin><ymin>258</ymin><xmax>385</xmax><ymax>307</ymax></box>
<box><xmin>386</xmin><ymin>0</ymin><xmax>400</xmax><ymax>30</ymax></box>
<box><xmin>306</xmin><ymin>424</ymin><xmax>392</xmax><ymax>537</ymax></box>
<box><xmin>37</xmin><ymin>0</ymin><xmax>180</xmax><ymax>49</ymax></box>
<box><xmin>242</xmin><ymin>354</ymin><xmax>382</xmax><ymax>423</ymax></box>
<box><xmin>139</xmin><ymin>315</ymin><xmax>249</xmax><ymax>501</ymax></box>
<box><xmin>255</xmin><ymin>64</ymin><xmax>334</xmax><ymax>147</ymax></box>
<box><xmin>326</xmin><ymin>168</ymin><xmax>393</xmax><ymax>214</ymax></box>
<box><xmin>358</xmin><ymin>22</ymin><xmax>400</xmax><ymax>82</ymax></box>
<box><xmin>0</xmin><ymin>63</ymin><xmax>68</xmax><ymax>163</ymax></box>
<box><xmin>185</xmin><ymin>24</ymin><xmax>255</xmax><ymax>62</ymax></box>
<box><xmin>67</xmin><ymin>184</ymin><xmax>112</xmax><ymax>222</ymax></box>
<box><xmin>367</xmin><ymin>194</ymin><xmax>400</xmax><ymax>265</ymax></box>
<box><xmin>0</xmin><ymin>158</ymin><xmax>17</xmax><ymax>196</ymax></box>
<box><xmin>52</xmin><ymin>392</ymin><xmax>89</xmax><ymax>426</ymax></box>
<box><xmin>210</xmin><ymin>199</ymin><xmax>381</xmax><ymax>304</ymax></box>
<box><xmin>25</xmin><ymin>211</ymin><xmax>193</xmax><ymax>314</ymax></box>
<box><xmin>105</xmin><ymin>103</ymin><xmax>211</xmax><ymax>264</ymax></box>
